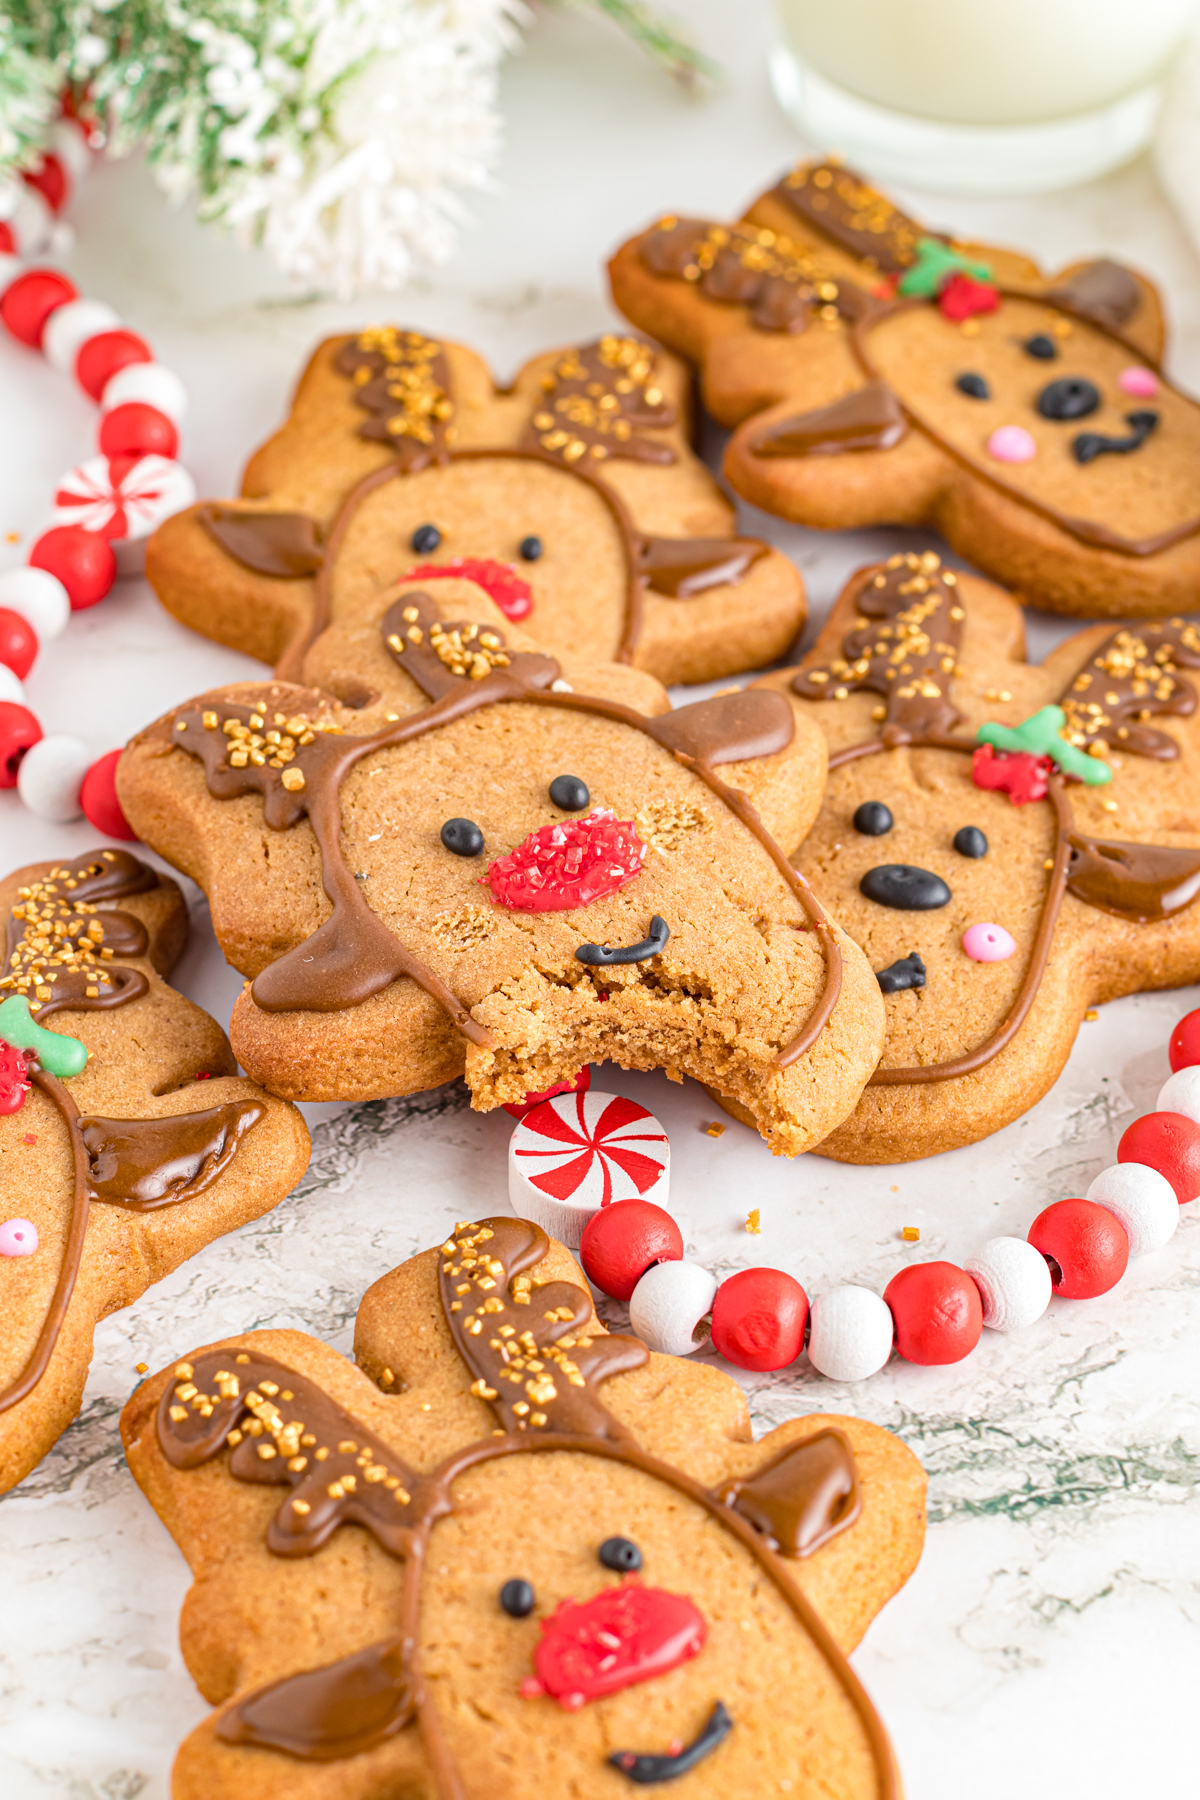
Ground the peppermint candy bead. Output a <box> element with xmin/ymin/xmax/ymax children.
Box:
<box><xmin>628</xmin><ymin>1259</ymin><xmax>718</xmax><ymax>1358</ymax></box>
<box><xmin>508</xmin><ymin>1091</ymin><xmax>668</xmax><ymax>1248</ymax></box>
<box><xmin>964</xmin><ymin>1237</ymin><xmax>1052</xmax><ymax>1331</ymax></box>
<box><xmin>49</xmin><ymin>453</ymin><xmax>196</xmax><ymax>575</ymax></box>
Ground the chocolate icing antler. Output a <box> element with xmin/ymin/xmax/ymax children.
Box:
<box><xmin>334</xmin><ymin>327</ymin><xmax>455</xmax><ymax>466</ymax></box>
<box><xmin>522</xmin><ymin>337</ymin><xmax>676</xmax><ymax>467</ymax></box>
<box><xmin>1057</xmin><ymin>619</ymin><xmax>1200</xmax><ymax>760</ymax></box>
<box><xmin>1</xmin><ymin>850</ymin><xmax>157</xmax><ymax>1017</ymax></box>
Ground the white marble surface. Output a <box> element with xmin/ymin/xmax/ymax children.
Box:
<box><xmin>3</xmin><ymin>3</ymin><xmax>1200</xmax><ymax>1796</ymax></box>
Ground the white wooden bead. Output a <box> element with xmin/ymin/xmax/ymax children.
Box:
<box><xmin>806</xmin><ymin>1285</ymin><xmax>893</xmax><ymax>1381</ymax></box>
<box><xmin>0</xmin><ymin>252</ymin><xmax>23</xmax><ymax>297</ymax></box>
<box><xmin>0</xmin><ymin>567</ymin><xmax>70</xmax><ymax>640</ymax></box>
<box><xmin>0</xmin><ymin>664</ymin><xmax>24</xmax><ymax>705</ymax></box>
<box><xmin>1156</xmin><ymin>1066</ymin><xmax>1200</xmax><ymax>1127</ymax></box>
<box><xmin>629</xmin><ymin>1260</ymin><xmax>717</xmax><ymax>1358</ymax></box>
<box><xmin>16</xmin><ymin>735</ymin><xmax>89</xmax><ymax>821</ymax></box>
<box><xmin>100</xmin><ymin>362</ymin><xmax>187</xmax><ymax>422</ymax></box>
<box><xmin>508</xmin><ymin>1090</ymin><xmax>668</xmax><ymax>1249</ymax></box>
<box><xmin>42</xmin><ymin>299</ymin><xmax>121</xmax><ymax>375</ymax></box>
<box><xmin>964</xmin><ymin>1237</ymin><xmax>1051</xmax><ymax>1331</ymax></box>
<box><xmin>1086</xmin><ymin>1163</ymin><xmax>1178</xmax><ymax>1255</ymax></box>
<box><xmin>4</xmin><ymin>184</ymin><xmax>53</xmax><ymax>256</ymax></box>
<box><xmin>48</xmin><ymin>118</ymin><xmax>92</xmax><ymax>188</ymax></box>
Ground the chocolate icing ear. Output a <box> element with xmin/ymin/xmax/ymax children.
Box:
<box><xmin>198</xmin><ymin>505</ymin><xmax>325</xmax><ymax>578</ymax></box>
<box><xmin>1047</xmin><ymin>259</ymin><xmax>1141</xmax><ymax>329</ymax></box>
<box><xmin>1066</xmin><ymin>833</ymin><xmax>1200</xmax><ymax>921</ymax></box>
<box><xmin>637</xmin><ymin>534</ymin><xmax>769</xmax><ymax>598</ymax></box>
<box><xmin>715</xmin><ymin>1428</ymin><xmax>862</xmax><ymax>1558</ymax></box>
<box><xmin>78</xmin><ymin>1102</ymin><xmax>264</xmax><ymax>1208</ymax></box>
<box><xmin>752</xmin><ymin>383</ymin><xmax>908</xmax><ymax>458</ymax></box>
<box><xmin>650</xmin><ymin>688</ymin><xmax>795</xmax><ymax>766</ymax></box>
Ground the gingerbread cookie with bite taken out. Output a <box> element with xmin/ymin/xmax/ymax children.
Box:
<box><xmin>146</xmin><ymin>329</ymin><xmax>806</xmax><ymax>688</ymax></box>
<box><xmin>606</xmin><ymin>159</ymin><xmax>1200</xmax><ymax>621</ymax></box>
<box><xmin>744</xmin><ymin>550</ymin><xmax>1200</xmax><ymax>1162</ymax></box>
<box><xmin>0</xmin><ymin>848</ymin><xmax>310</xmax><ymax>1494</ymax></box>
<box><xmin>120</xmin><ymin>1214</ymin><xmax>925</xmax><ymax>1800</ymax></box>
<box><xmin>116</xmin><ymin>568</ymin><xmax>885</xmax><ymax>1157</ymax></box>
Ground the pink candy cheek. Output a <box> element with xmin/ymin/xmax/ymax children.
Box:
<box><xmin>987</xmin><ymin>426</ymin><xmax>1037</xmax><ymax>464</ymax></box>
<box><xmin>963</xmin><ymin>923</ymin><xmax>1017</xmax><ymax>963</ymax></box>
<box><xmin>0</xmin><ymin>1218</ymin><xmax>39</xmax><ymax>1256</ymax></box>
<box><xmin>1118</xmin><ymin>366</ymin><xmax>1159</xmax><ymax>398</ymax></box>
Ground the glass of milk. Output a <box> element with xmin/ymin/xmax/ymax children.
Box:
<box><xmin>771</xmin><ymin>0</ymin><xmax>1200</xmax><ymax>194</ymax></box>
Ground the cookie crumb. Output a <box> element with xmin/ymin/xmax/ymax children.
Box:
<box><xmin>705</xmin><ymin>1120</ymin><xmax>725</xmax><ymax>1138</ymax></box>
<box><xmin>195</xmin><ymin>1071</ymin><xmax>210</xmax><ymax>1080</ymax></box>
<box><xmin>746</xmin><ymin>1208</ymin><xmax>761</xmax><ymax>1234</ymax></box>
<box><xmin>901</xmin><ymin>1225</ymin><xmax>920</xmax><ymax>1242</ymax></box>
<box><xmin>380</xmin><ymin>1368</ymin><xmax>395</xmax><ymax>1388</ymax></box>
<box><xmin>1085</xmin><ymin>1008</ymin><xmax>1098</xmax><ymax>1021</ymax></box>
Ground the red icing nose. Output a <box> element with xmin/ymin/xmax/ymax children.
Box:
<box><xmin>484</xmin><ymin>808</ymin><xmax>646</xmax><ymax>912</ymax></box>
<box><xmin>522</xmin><ymin>1583</ymin><xmax>706</xmax><ymax>1711</ymax></box>
<box><xmin>971</xmin><ymin>743</ymin><xmax>1052</xmax><ymax>805</ymax></box>
<box><xmin>402</xmin><ymin>557</ymin><xmax>533</xmax><ymax>622</ymax></box>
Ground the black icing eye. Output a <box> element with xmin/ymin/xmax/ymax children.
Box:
<box><xmin>853</xmin><ymin>801</ymin><xmax>894</xmax><ymax>836</ymax></box>
<box><xmin>500</xmin><ymin>1578</ymin><xmax>535</xmax><ymax>1618</ymax></box>
<box><xmin>599</xmin><ymin>1536</ymin><xmax>643</xmax><ymax>1574</ymax></box>
<box><xmin>411</xmin><ymin>523</ymin><xmax>441</xmax><ymax>554</ymax></box>
<box><xmin>956</xmin><ymin>372</ymin><xmax>990</xmax><ymax>400</ymax></box>
<box><xmin>441</xmin><ymin>818</ymin><xmax>484</xmax><ymax>856</ymax></box>
<box><xmin>954</xmin><ymin>825</ymin><xmax>988</xmax><ymax>858</ymax></box>
<box><xmin>1023</xmin><ymin>334</ymin><xmax>1058</xmax><ymax>360</ymax></box>
<box><xmin>1037</xmin><ymin>378</ymin><xmax>1100</xmax><ymax>421</ymax></box>
<box><xmin>519</xmin><ymin>535</ymin><xmax>543</xmax><ymax>562</ymax></box>
<box><xmin>549</xmin><ymin>774</ymin><xmax>590</xmax><ymax>812</ymax></box>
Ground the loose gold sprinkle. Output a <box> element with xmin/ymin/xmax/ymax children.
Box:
<box><xmin>902</xmin><ymin>1226</ymin><xmax>920</xmax><ymax>1242</ymax></box>
<box><xmin>746</xmin><ymin>1209</ymin><xmax>761</xmax><ymax>1235</ymax></box>
<box><xmin>705</xmin><ymin>1121</ymin><xmax>725</xmax><ymax>1138</ymax></box>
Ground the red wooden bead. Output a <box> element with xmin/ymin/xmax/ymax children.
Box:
<box><xmin>29</xmin><ymin>526</ymin><xmax>117</xmax><ymax>610</ymax></box>
<box><xmin>1168</xmin><ymin>1008</ymin><xmax>1200</xmax><ymax>1072</ymax></box>
<box><xmin>0</xmin><ymin>269</ymin><xmax>78</xmax><ymax>347</ymax></box>
<box><xmin>23</xmin><ymin>153</ymin><xmax>68</xmax><ymax>214</ymax></box>
<box><xmin>579</xmin><ymin>1199</ymin><xmax>683</xmax><ymax>1302</ymax></box>
<box><xmin>75</xmin><ymin>329</ymin><xmax>152</xmax><ymax>402</ymax></box>
<box><xmin>883</xmin><ymin>1261</ymin><xmax>983</xmax><ymax>1364</ymax></box>
<box><xmin>79</xmin><ymin>750</ymin><xmax>138</xmax><ymax>841</ymax></box>
<box><xmin>97</xmin><ymin>401</ymin><xmax>179</xmax><ymax>462</ymax></box>
<box><xmin>710</xmin><ymin>1267</ymin><xmax>808</xmax><ymax>1371</ymax></box>
<box><xmin>0</xmin><ymin>607</ymin><xmax>37</xmax><ymax>680</ymax></box>
<box><xmin>1028</xmin><ymin>1198</ymin><xmax>1128</xmax><ymax>1298</ymax></box>
<box><xmin>0</xmin><ymin>701</ymin><xmax>43</xmax><ymax>788</ymax></box>
<box><xmin>1118</xmin><ymin>1110</ymin><xmax>1200</xmax><ymax>1204</ymax></box>
<box><xmin>0</xmin><ymin>221</ymin><xmax>13</xmax><ymax>255</ymax></box>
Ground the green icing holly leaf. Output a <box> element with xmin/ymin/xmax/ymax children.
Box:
<box><xmin>0</xmin><ymin>995</ymin><xmax>88</xmax><ymax>1078</ymax></box>
<box><xmin>898</xmin><ymin>237</ymin><xmax>994</xmax><ymax>299</ymax></box>
<box><xmin>977</xmin><ymin>705</ymin><xmax>1113</xmax><ymax>786</ymax></box>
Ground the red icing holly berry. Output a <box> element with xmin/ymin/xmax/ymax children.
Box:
<box><xmin>522</xmin><ymin>1583</ymin><xmax>706</xmax><ymax>1710</ymax></box>
<box><xmin>484</xmin><ymin>808</ymin><xmax>646</xmax><ymax>911</ymax></box>
<box><xmin>0</xmin><ymin>1042</ymin><xmax>30</xmax><ymax>1115</ymax></box>
<box><xmin>75</xmin><ymin>329</ymin><xmax>152</xmax><ymax>402</ymax></box>
<box><xmin>972</xmin><ymin>743</ymin><xmax>1051</xmax><ymax>804</ymax></box>
<box><xmin>580</xmin><ymin>1198</ymin><xmax>683</xmax><ymax>1301</ymax></box>
<box><xmin>98</xmin><ymin>402</ymin><xmax>178</xmax><ymax>462</ymax></box>
<box><xmin>1118</xmin><ymin>1110</ymin><xmax>1200</xmax><ymax>1204</ymax></box>
<box><xmin>0</xmin><ymin>607</ymin><xmax>37</xmax><ymax>680</ymax></box>
<box><xmin>403</xmin><ymin>557</ymin><xmax>533</xmax><ymax>622</ymax></box>
<box><xmin>711</xmin><ymin>1267</ymin><xmax>808</xmax><ymax>1371</ymax></box>
<box><xmin>0</xmin><ymin>701</ymin><xmax>43</xmax><ymax>787</ymax></box>
<box><xmin>938</xmin><ymin>273</ymin><xmax>1001</xmax><ymax>321</ymax></box>
<box><xmin>502</xmin><ymin>1064</ymin><xmax>591</xmax><ymax>1120</ymax></box>
<box><xmin>80</xmin><ymin>749</ymin><xmax>139</xmax><ymax>841</ymax></box>
<box><xmin>0</xmin><ymin>269</ymin><xmax>78</xmax><ymax>347</ymax></box>
<box><xmin>884</xmin><ymin>1261</ymin><xmax>983</xmax><ymax>1363</ymax></box>
<box><xmin>1168</xmin><ymin>1008</ymin><xmax>1200</xmax><ymax>1072</ymax></box>
<box><xmin>23</xmin><ymin>153</ymin><xmax>68</xmax><ymax>214</ymax></box>
<box><xmin>29</xmin><ymin>525</ymin><xmax>117</xmax><ymax>610</ymax></box>
<box><xmin>1028</xmin><ymin>1198</ymin><xmax>1128</xmax><ymax>1298</ymax></box>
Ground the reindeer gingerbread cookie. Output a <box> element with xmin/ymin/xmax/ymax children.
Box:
<box><xmin>606</xmin><ymin>159</ymin><xmax>1200</xmax><ymax>621</ymax></box>
<box><xmin>121</xmin><ymin>1215</ymin><xmax>925</xmax><ymax>1800</ymax></box>
<box><xmin>744</xmin><ymin>550</ymin><xmax>1200</xmax><ymax>1162</ymax></box>
<box><xmin>116</xmin><ymin>571</ymin><xmax>885</xmax><ymax>1156</ymax></box>
<box><xmin>0</xmin><ymin>848</ymin><xmax>310</xmax><ymax>1494</ymax></box>
<box><xmin>146</xmin><ymin>329</ymin><xmax>806</xmax><ymax>688</ymax></box>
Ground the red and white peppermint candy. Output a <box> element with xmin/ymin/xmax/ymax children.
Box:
<box><xmin>50</xmin><ymin>453</ymin><xmax>195</xmax><ymax>569</ymax></box>
<box><xmin>508</xmin><ymin>1090</ymin><xmax>670</xmax><ymax>1247</ymax></box>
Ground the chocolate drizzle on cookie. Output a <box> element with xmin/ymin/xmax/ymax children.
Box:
<box><xmin>638</xmin><ymin>212</ymin><xmax>875</xmax><ymax>333</ymax></box>
<box><xmin>78</xmin><ymin>1102</ymin><xmax>264</xmax><ymax>1207</ymax></box>
<box><xmin>153</xmin><ymin>1216</ymin><xmax>895</xmax><ymax>1797</ymax></box>
<box><xmin>802</xmin><ymin>574</ymin><xmax>1200</xmax><ymax>1086</ymax></box>
<box><xmin>521</xmin><ymin>337</ymin><xmax>677</xmax><ymax>468</ymax></box>
<box><xmin>774</xmin><ymin>161</ymin><xmax>928</xmax><ymax>275</ymax></box>
<box><xmin>334</xmin><ymin>328</ymin><xmax>455</xmax><ymax>467</ymax></box>
<box><xmin>1</xmin><ymin>850</ymin><xmax>157</xmax><ymax>1017</ymax></box>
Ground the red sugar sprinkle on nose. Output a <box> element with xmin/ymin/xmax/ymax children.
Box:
<box><xmin>402</xmin><ymin>558</ymin><xmax>533</xmax><ymax>621</ymax></box>
<box><xmin>527</xmin><ymin>1583</ymin><xmax>706</xmax><ymax>1709</ymax></box>
<box><xmin>484</xmin><ymin>808</ymin><xmax>646</xmax><ymax>912</ymax></box>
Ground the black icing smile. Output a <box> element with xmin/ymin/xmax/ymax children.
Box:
<box><xmin>1074</xmin><ymin>409</ymin><xmax>1159</xmax><ymax>465</ymax></box>
<box><xmin>860</xmin><ymin>866</ymin><xmax>951</xmax><ymax>910</ymax></box>
<box><xmin>576</xmin><ymin>915</ymin><xmax>670</xmax><ymax>965</ymax></box>
<box><xmin>609</xmin><ymin>1700</ymin><xmax>733</xmax><ymax>1785</ymax></box>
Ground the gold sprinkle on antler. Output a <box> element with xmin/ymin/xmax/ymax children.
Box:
<box><xmin>525</xmin><ymin>336</ymin><xmax>677</xmax><ymax>468</ymax></box>
<box><xmin>1058</xmin><ymin>620</ymin><xmax>1200</xmax><ymax>760</ymax></box>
